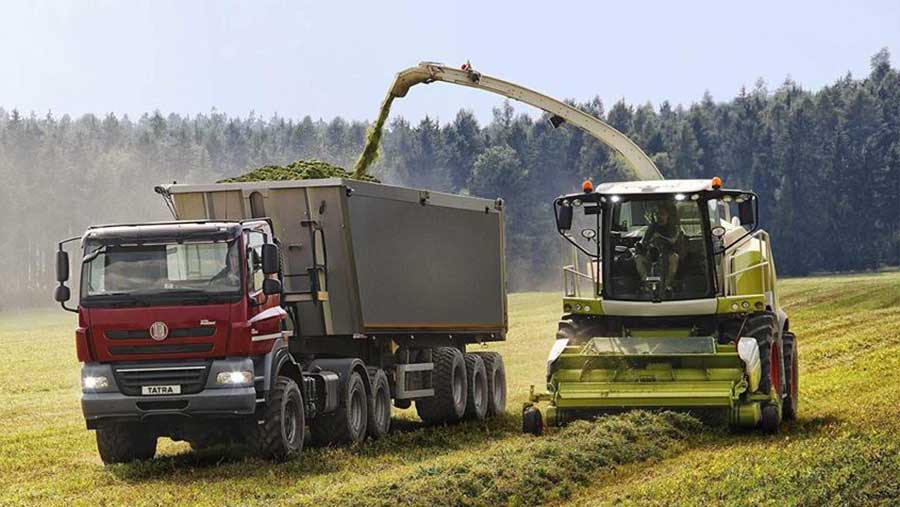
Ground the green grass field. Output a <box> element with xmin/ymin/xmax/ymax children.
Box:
<box><xmin>1</xmin><ymin>272</ymin><xmax>898</xmax><ymax>507</ymax></box>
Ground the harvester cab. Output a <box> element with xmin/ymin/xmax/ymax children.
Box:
<box><xmin>524</xmin><ymin>177</ymin><xmax>799</xmax><ymax>435</ymax></box>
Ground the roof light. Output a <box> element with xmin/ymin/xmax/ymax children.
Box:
<box><xmin>610</xmin><ymin>195</ymin><xmax>621</xmax><ymax>203</ymax></box>
<box><xmin>582</xmin><ymin>180</ymin><xmax>594</xmax><ymax>193</ymax></box>
<box><xmin>675</xmin><ymin>193</ymin><xmax>686</xmax><ymax>201</ymax></box>
<box><xmin>711</xmin><ymin>176</ymin><xmax>723</xmax><ymax>189</ymax></box>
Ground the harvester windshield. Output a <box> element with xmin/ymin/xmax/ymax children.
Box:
<box><xmin>606</xmin><ymin>197</ymin><xmax>712</xmax><ymax>301</ymax></box>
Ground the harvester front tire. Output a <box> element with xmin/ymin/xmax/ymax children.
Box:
<box><xmin>782</xmin><ymin>332</ymin><xmax>799</xmax><ymax>421</ymax></box>
<box><xmin>473</xmin><ymin>351</ymin><xmax>507</xmax><ymax>417</ymax></box>
<box><xmin>246</xmin><ymin>376</ymin><xmax>305</xmax><ymax>460</ymax></box>
<box><xmin>366</xmin><ymin>369</ymin><xmax>392</xmax><ymax>439</ymax></box>
<box><xmin>463</xmin><ymin>354</ymin><xmax>488</xmax><ymax>421</ymax></box>
<box><xmin>416</xmin><ymin>347</ymin><xmax>467</xmax><ymax>425</ymax></box>
<box><xmin>523</xmin><ymin>407</ymin><xmax>543</xmax><ymax>436</ymax></box>
<box><xmin>312</xmin><ymin>371</ymin><xmax>368</xmax><ymax>445</ymax></box>
<box><xmin>96</xmin><ymin>423</ymin><xmax>157</xmax><ymax>464</ymax></box>
<box><xmin>746</xmin><ymin>314</ymin><xmax>780</xmax><ymax>395</ymax></box>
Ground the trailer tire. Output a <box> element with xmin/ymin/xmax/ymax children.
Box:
<box><xmin>367</xmin><ymin>369</ymin><xmax>392</xmax><ymax>439</ymax></box>
<box><xmin>782</xmin><ymin>332</ymin><xmax>799</xmax><ymax>421</ymax></box>
<box><xmin>523</xmin><ymin>406</ymin><xmax>543</xmax><ymax>436</ymax></box>
<box><xmin>463</xmin><ymin>354</ymin><xmax>488</xmax><ymax>421</ymax></box>
<box><xmin>96</xmin><ymin>423</ymin><xmax>157</xmax><ymax>464</ymax></box>
<box><xmin>246</xmin><ymin>376</ymin><xmax>305</xmax><ymax>460</ymax></box>
<box><xmin>416</xmin><ymin>347</ymin><xmax>467</xmax><ymax>425</ymax></box>
<box><xmin>312</xmin><ymin>371</ymin><xmax>368</xmax><ymax>445</ymax></box>
<box><xmin>473</xmin><ymin>351</ymin><xmax>507</xmax><ymax>417</ymax></box>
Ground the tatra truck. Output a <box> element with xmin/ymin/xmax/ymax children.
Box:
<box><xmin>55</xmin><ymin>178</ymin><xmax>508</xmax><ymax>463</ymax></box>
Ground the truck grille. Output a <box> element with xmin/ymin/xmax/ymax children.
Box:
<box><xmin>106</xmin><ymin>327</ymin><xmax>215</xmax><ymax>340</ymax></box>
<box><xmin>109</xmin><ymin>343</ymin><xmax>213</xmax><ymax>355</ymax></box>
<box><xmin>113</xmin><ymin>363</ymin><xmax>210</xmax><ymax>396</ymax></box>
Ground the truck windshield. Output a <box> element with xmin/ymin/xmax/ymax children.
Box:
<box><xmin>81</xmin><ymin>240</ymin><xmax>241</xmax><ymax>299</ymax></box>
<box><xmin>606</xmin><ymin>197</ymin><xmax>712</xmax><ymax>301</ymax></box>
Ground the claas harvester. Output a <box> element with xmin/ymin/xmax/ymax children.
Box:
<box><xmin>523</xmin><ymin>176</ymin><xmax>798</xmax><ymax>434</ymax></box>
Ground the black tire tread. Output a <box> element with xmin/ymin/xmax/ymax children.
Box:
<box><xmin>245</xmin><ymin>376</ymin><xmax>304</xmax><ymax>460</ymax></box>
<box><xmin>473</xmin><ymin>351</ymin><xmax>507</xmax><ymax>417</ymax></box>
<box><xmin>96</xmin><ymin>424</ymin><xmax>157</xmax><ymax>464</ymax></box>
<box><xmin>312</xmin><ymin>371</ymin><xmax>367</xmax><ymax>446</ymax></box>
<box><xmin>416</xmin><ymin>347</ymin><xmax>466</xmax><ymax>425</ymax></box>
<box><xmin>782</xmin><ymin>332</ymin><xmax>799</xmax><ymax>421</ymax></box>
<box><xmin>366</xmin><ymin>369</ymin><xmax>392</xmax><ymax>439</ymax></box>
<box><xmin>463</xmin><ymin>354</ymin><xmax>488</xmax><ymax>421</ymax></box>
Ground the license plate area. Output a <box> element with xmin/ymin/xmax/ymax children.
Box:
<box><xmin>141</xmin><ymin>385</ymin><xmax>182</xmax><ymax>396</ymax></box>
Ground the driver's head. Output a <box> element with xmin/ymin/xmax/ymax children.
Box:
<box><xmin>656</xmin><ymin>201</ymin><xmax>678</xmax><ymax>225</ymax></box>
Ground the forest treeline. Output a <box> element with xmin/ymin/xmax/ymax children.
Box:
<box><xmin>1</xmin><ymin>50</ymin><xmax>898</xmax><ymax>307</ymax></box>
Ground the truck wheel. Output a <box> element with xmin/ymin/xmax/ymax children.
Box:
<box><xmin>367</xmin><ymin>369</ymin><xmax>392</xmax><ymax>439</ymax></box>
<box><xmin>463</xmin><ymin>354</ymin><xmax>488</xmax><ymax>421</ymax></box>
<box><xmin>312</xmin><ymin>370</ymin><xmax>368</xmax><ymax>445</ymax></box>
<box><xmin>522</xmin><ymin>406</ymin><xmax>543</xmax><ymax>436</ymax></box>
<box><xmin>416</xmin><ymin>347</ymin><xmax>467</xmax><ymax>425</ymax></box>
<box><xmin>246</xmin><ymin>376</ymin><xmax>305</xmax><ymax>460</ymax></box>
<box><xmin>473</xmin><ymin>351</ymin><xmax>507</xmax><ymax>417</ymax></box>
<box><xmin>96</xmin><ymin>423</ymin><xmax>157</xmax><ymax>464</ymax></box>
<box><xmin>782</xmin><ymin>332</ymin><xmax>799</xmax><ymax>421</ymax></box>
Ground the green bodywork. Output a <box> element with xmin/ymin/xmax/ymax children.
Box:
<box><xmin>530</xmin><ymin>186</ymin><xmax>783</xmax><ymax>430</ymax></box>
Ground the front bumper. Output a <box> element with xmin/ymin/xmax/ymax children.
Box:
<box><xmin>81</xmin><ymin>359</ymin><xmax>257</xmax><ymax>427</ymax></box>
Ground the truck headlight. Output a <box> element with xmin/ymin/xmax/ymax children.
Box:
<box><xmin>216</xmin><ymin>370</ymin><xmax>253</xmax><ymax>385</ymax></box>
<box><xmin>83</xmin><ymin>376</ymin><xmax>109</xmax><ymax>390</ymax></box>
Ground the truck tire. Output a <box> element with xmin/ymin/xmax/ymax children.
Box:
<box><xmin>246</xmin><ymin>376</ymin><xmax>305</xmax><ymax>460</ymax></box>
<box><xmin>416</xmin><ymin>347</ymin><xmax>467</xmax><ymax>425</ymax></box>
<box><xmin>367</xmin><ymin>369</ymin><xmax>392</xmax><ymax>439</ymax></box>
<box><xmin>96</xmin><ymin>423</ymin><xmax>157</xmax><ymax>464</ymax></box>
<box><xmin>473</xmin><ymin>351</ymin><xmax>507</xmax><ymax>417</ymax></box>
<box><xmin>463</xmin><ymin>354</ymin><xmax>488</xmax><ymax>421</ymax></box>
<box><xmin>522</xmin><ymin>406</ymin><xmax>543</xmax><ymax>436</ymax></box>
<box><xmin>782</xmin><ymin>332</ymin><xmax>799</xmax><ymax>421</ymax></box>
<box><xmin>312</xmin><ymin>370</ymin><xmax>368</xmax><ymax>445</ymax></box>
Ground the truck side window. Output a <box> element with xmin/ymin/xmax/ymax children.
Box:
<box><xmin>245</xmin><ymin>231</ymin><xmax>266</xmax><ymax>292</ymax></box>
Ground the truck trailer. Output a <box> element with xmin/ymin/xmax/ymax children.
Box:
<box><xmin>54</xmin><ymin>178</ymin><xmax>508</xmax><ymax>463</ymax></box>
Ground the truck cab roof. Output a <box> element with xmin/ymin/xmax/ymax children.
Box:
<box><xmin>84</xmin><ymin>221</ymin><xmax>242</xmax><ymax>243</ymax></box>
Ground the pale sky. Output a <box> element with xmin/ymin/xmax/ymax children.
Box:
<box><xmin>1</xmin><ymin>0</ymin><xmax>898</xmax><ymax>125</ymax></box>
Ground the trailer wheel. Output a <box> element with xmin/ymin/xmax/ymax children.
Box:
<box><xmin>474</xmin><ymin>351</ymin><xmax>507</xmax><ymax>417</ymax></box>
<box><xmin>416</xmin><ymin>347</ymin><xmax>467</xmax><ymax>424</ymax></box>
<box><xmin>367</xmin><ymin>369</ymin><xmax>392</xmax><ymax>439</ymax></box>
<box><xmin>522</xmin><ymin>406</ymin><xmax>543</xmax><ymax>436</ymax></box>
<box><xmin>246</xmin><ymin>376</ymin><xmax>305</xmax><ymax>460</ymax></box>
<box><xmin>96</xmin><ymin>423</ymin><xmax>157</xmax><ymax>464</ymax></box>
<box><xmin>312</xmin><ymin>371</ymin><xmax>368</xmax><ymax>445</ymax></box>
<box><xmin>463</xmin><ymin>354</ymin><xmax>488</xmax><ymax>421</ymax></box>
<box><xmin>782</xmin><ymin>332</ymin><xmax>799</xmax><ymax>421</ymax></box>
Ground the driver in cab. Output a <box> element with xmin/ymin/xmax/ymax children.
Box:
<box><xmin>634</xmin><ymin>201</ymin><xmax>687</xmax><ymax>289</ymax></box>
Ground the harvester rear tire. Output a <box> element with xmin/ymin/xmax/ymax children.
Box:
<box><xmin>463</xmin><ymin>354</ymin><xmax>488</xmax><ymax>421</ymax></box>
<box><xmin>416</xmin><ymin>347</ymin><xmax>467</xmax><ymax>425</ymax></box>
<box><xmin>782</xmin><ymin>332</ymin><xmax>799</xmax><ymax>421</ymax></box>
<box><xmin>96</xmin><ymin>423</ymin><xmax>157</xmax><ymax>464</ymax></box>
<box><xmin>366</xmin><ymin>369</ymin><xmax>392</xmax><ymax>439</ymax></box>
<box><xmin>523</xmin><ymin>407</ymin><xmax>543</xmax><ymax>436</ymax></box>
<box><xmin>312</xmin><ymin>371</ymin><xmax>368</xmax><ymax>446</ymax></box>
<box><xmin>473</xmin><ymin>351</ymin><xmax>507</xmax><ymax>417</ymax></box>
<box><xmin>246</xmin><ymin>376</ymin><xmax>305</xmax><ymax>460</ymax></box>
<box><xmin>761</xmin><ymin>404</ymin><xmax>781</xmax><ymax>433</ymax></box>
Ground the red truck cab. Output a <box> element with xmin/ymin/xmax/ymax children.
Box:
<box><xmin>55</xmin><ymin>220</ymin><xmax>288</xmax><ymax>462</ymax></box>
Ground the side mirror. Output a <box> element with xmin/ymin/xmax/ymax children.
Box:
<box><xmin>56</xmin><ymin>250</ymin><xmax>69</xmax><ymax>282</ymax></box>
<box><xmin>54</xmin><ymin>285</ymin><xmax>71</xmax><ymax>303</ymax></box>
<box><xmin>556</xmin><ymin>204</ymin><xmax>573</xmax><ymax>231</ymax></box>
<box><xmin>262</xmin><ymin>278</ymin><xmax>282</xmax><ymax>296</ymax></box>
<box><xmin>738</xmin><ymin>198</ymin><xmax>756</xmax><ymax>226</ymax></box>
<box><xmin>261</xmin><ymin>244</ymin><xmax>279</xmax><ymax>275</ymax></box>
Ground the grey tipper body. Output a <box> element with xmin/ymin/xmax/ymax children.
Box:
<box><xmin>164</xmin><ymin>178</ymin><xmax>508</xmax><ymax>342</ymax></box>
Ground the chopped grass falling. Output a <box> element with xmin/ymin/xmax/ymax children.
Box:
<box><xmin>218</xmin><ymin>159</ymin><xmax>379</xmax><ymax>183</ymax></box>
<box><xmin>352</xmin><ymin>95</ymin><xmax>394</xmax><ymax>179</ymax></box>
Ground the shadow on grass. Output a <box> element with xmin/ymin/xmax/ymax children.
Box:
<box><xmin>108</xmin><ymin>412</ymin><xmax>522</xmax><ymax>483</ymax></box>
